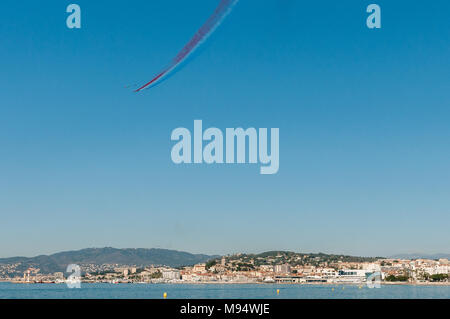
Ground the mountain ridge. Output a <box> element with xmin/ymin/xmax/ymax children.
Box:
<box><xmin>389</xmin><ymin>253</ymin><xmax>450</xmax><ymax>260</ymax></box>
<box><xmin>0</xmin><ymin>247</ymin><xmax>218</xmax><ymax>274</ymax></box>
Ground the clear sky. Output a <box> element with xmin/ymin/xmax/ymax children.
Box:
<box><xmin>1</xmin><ymin>0</ymin><xmax>449</xmax><ymax>258</ymax></box>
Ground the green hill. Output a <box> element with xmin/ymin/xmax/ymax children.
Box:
<box><xmin>0</xmin><ymin>247</ymin><xmax>217</xmax><ymax>274</ymax></box>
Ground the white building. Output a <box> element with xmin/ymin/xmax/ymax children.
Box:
<box><xmin>274</xmin><ymin>264</ymin><xmax>291</xmax><ymax>274</ymax></box>
<box><xmin>192</xmin><ymin>263</ymin><xmax>207</xmax><ymax>273</ymax></box>
<box><xmin>162</xmin><ymin>270</ymin><xmax>181</xmax><ymax>280</ymax></box>
<box><xmin>335</xmin><ymin>269</ymin><xmax>371</xmax><ymax>283</ymax></box>
<box><xmin>318</xmin><ymin>268</ymin><xmax>338</xmax><ymax>278</ymax></box>
<box><xmin>423</xmin><ymin>265</ymin><xmax>450</xmax><ymax>275</ymax></box>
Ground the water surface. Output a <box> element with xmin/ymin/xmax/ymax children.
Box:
<box><xmin>1</xmin><ymin>283</ymin><xmax>449</xmax><ymax>299</ymax></box>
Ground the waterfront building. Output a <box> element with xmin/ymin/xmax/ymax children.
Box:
<box><xmin>192</xmin><ymin>263</ymin><xmax>207</xmax><ymax>273</ymax></box>
<box><xmin>274</xmin><ymin>264</ymin><xmax>291</xmax><ymax>274</ymax></box>
<box><xmin>162</xmin><ymin>270</ymin><xmax>181</xmax><ymax>280</ymax></box>
<box><xmin>336</xmin><ymin>269</ymin><xmax>371</xmax><ymax>283</ymax></box>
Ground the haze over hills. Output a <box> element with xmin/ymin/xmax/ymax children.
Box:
<box><xmin>389</xmin><ymin>253</ymin><xmax>450</xmax><ymax>260</ymax></box>
<box><xmin>0</xmin><ymin>247</ymin><xmax>218</xmax><ymax>274</ymax></box>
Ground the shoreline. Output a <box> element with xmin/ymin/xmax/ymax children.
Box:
<box><xmin>1</xmin><ymin>281</ymin><xmax>449</xmax><ymax>286</ymax></box>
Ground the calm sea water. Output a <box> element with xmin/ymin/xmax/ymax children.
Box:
<box><xmin>0</xmin><ymin>283</ymin><xmax>449</xmax><ymax>299</ymax></box>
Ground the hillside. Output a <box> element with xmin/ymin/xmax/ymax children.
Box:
<box><xmin>0</xmin><ymin>247</ymin><xmax>217</xmax><ymax>274</ymax></box>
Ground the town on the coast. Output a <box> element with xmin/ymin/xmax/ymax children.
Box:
<box><xmin>1</xmin><ymin>251</ymin><xmax>449</xmax><ymax>285</ymax></box>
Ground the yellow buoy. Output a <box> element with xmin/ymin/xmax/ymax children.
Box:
<box><xmin>342</xmin><ymin>287</ymin><xmax>345</xmax><ymax>290</ymax></box>
<box><xmin>332</xmin><ymin>288</ymin><xmax>334</xmax><ymax>291</ymax></box>
<box><xmin>276</xmin><ymin>289</ymin><xmax>280</xmax><ymax>295</ymax></box>
<box><xmin>163</xmin><ymin>292</ymin><xmax>167</xmax><ymax>299</ymax></box>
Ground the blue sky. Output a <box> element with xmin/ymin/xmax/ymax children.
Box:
<box><xmin>0</xmin><ymin>0</ymin><xmax>449</xmax><ymax>258</ymax></box>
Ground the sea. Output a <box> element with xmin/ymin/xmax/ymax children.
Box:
<box><xmin>0</xmin><ymin>283</ymin><xmax>449</xmax><ymax>299</ymax></box>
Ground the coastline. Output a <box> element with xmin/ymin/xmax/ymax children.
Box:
<box><xmin>2</xmin><ymin>281</ymin><xmax>449</xmax><ymax>286</ymax></box>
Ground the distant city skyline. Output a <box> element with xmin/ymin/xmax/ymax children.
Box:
<box><xmin>1</xmin><ymin>1</ymin><xmax>449</xmax><ymax>258</ymax></box>
<box><xmin>2</xmin><ymin>249</ymin><xmax>449</xmax><ymax>287</ymax></box>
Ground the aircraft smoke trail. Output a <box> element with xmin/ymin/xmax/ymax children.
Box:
<box><xmin>135</xmin><ymin>0</ymin><xmax>239</xmax><ymax>92</ymax></box>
